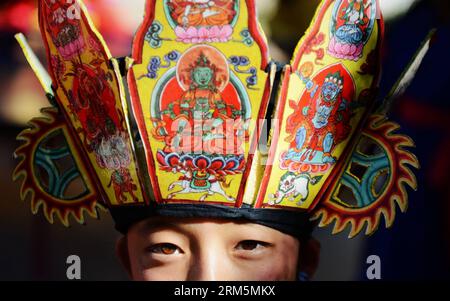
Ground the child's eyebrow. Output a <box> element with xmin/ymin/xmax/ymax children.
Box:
<box><xmin>136</xmin><ymin>218</ymin><xmax>280</xmax><ymax>240</ymax></box>
<box><xmin>139</xmin><ymin>219</ymin><xmax>193</xmax><ymax>237</ymax></box>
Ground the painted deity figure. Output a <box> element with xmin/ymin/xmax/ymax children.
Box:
<box><xmin>40</xmin><ymin>1</ymin><xmax>139</xmax><ymax>205</ymax></box>
<box><xmin>108</xmin><ymin>168</ymin><xmax>139</xmax><ymax>204</ymax></box>
<box><xmin>68</xmin><ymin>61</ymin><xmax>120</xmax><ymax>153</ymax></box>
<box><xmin>169</xmin><ymin>0</ymin><xmax>236</xmax><ymax>27</ymax></box>
<box><xmin>159</xmin><ymin>52</ymin><xmax>243</xmax><ymax>155</ymax></box>
<box><xmin>43</xmin><ymin>0</ymin><xmax>85</xmax><ymax>59</ymax></box>
<box><xmin>68</xmin><ymin>59</ymin><xmax>135</xmax><ymax>201</ymax></box>
<box><xmin>154</xmin><ymin>46</ymin><xmax>247</xmax><ymax>200</ymax></box>
<box><xmin>168</xmin><ymin>0</ymin><xmax>237</xmax><ymax>43</ymax></box>
<box><xmin>69</xmin><ymin>61</ymin><xmax>138</xmax><ymax>203</ymax></box>
<box><xmin>343</xmin><ymin>0</ymin><xmax>371</xmax><ymax>25</ymax></box>
<box><xmin>284</xmin><ymin>72</ymin><xmax>352</xmax><ymax>168</ymax></box>
<box><xmin>328</xmin><ymin>0</ymin><xmax>374</xmax><ymax>61</ymax></box>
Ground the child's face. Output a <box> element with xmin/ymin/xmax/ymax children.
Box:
<box><xmin>118</xmin><ymin>217</ymin><xmax>301</xmax><ymax>281</ymax></box>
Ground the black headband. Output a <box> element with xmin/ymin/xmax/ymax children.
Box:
<box><xmin>110</xmin><ymin>204</ymin><xmax>316</xmax><ymax>241</ymax></box>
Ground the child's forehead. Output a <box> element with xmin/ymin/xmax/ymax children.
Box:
<box><xmin>131</xmin><ymin>217</ymin><xmax>277</xmax><ymax>235</ymax></box>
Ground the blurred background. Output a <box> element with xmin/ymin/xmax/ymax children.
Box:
<box><xmin>0</xmin><ymin>0</ymin><xmax>449</xmax><ymax>280</ymax></box>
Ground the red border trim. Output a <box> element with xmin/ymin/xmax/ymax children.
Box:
<box><xmin>255</xmin><ymin>67</ymin><xmax>292</xmax><ymax>208</ymax></box>
<box><xmin>128</xmin><ymin>68</ymin><xmax>163</xmax><ymax>203</ymax></box>
<box><xmin>245</xmin><ymin>0</ymin><xmax>269</xmax><ymax>68</ymax></box>
<box><xmin>235</xmin><ymin>73</ymin><xmax>271</xmax><ymax>207</ymax></box>
<box><xmin>292</xmin><ymin>0</ymin><xmax>332</xmax><ymax>70</ymax></box>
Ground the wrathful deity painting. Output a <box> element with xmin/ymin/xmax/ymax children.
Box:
<box><xmin>282</xmin><ymin>64</ymin><xmax>355</xmax><ymax>173</ymax></box>
<box><xmin>152</xmin><ymin>45</ymin><xmax>250</xmax><ymax>202</ymax></box>
<box><xmin>269</xmin><ymin>64</ymin><xmax>356</xmax><ymax>206</ymax></box>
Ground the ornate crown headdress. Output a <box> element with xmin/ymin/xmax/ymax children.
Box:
<box><xmin>14</xmin><ymin>0</ymin><xmax>430</xmax><ymax>238</ymax></box>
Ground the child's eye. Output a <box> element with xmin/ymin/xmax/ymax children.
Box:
<box><xmin>148</xmin><ymin>243</ymin><xmax>183</xmax><ymax>255</ymax></box>
<box><xmin>235</xmin><ymin>240</ymin><xmax>270</xmax><ymax>251</ymax></box>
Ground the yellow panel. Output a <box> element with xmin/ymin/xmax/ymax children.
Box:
<box><xmin>257</xmin><ymin>0</ymin><xmax>383</xmax><ymax>210</ymax></box>
<box><xmin>128</xmin><ymin>0</ymin><xmax>271</xmax><ymax>206</ymax></box>
<box><xmin>38</xmin><ymin>0</ymin><xmax>145</xmax><ymax>206</ymax></box>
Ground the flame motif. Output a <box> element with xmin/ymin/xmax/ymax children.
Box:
<box><xmin>311</xmin><ymin>114</ymin><xmax>419</xmax><ymax>238</ymax></box>
<box><xmin>13</xmin><ymin>107</ymin><xmax>103</xmax><ymax>226</ymax></box>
